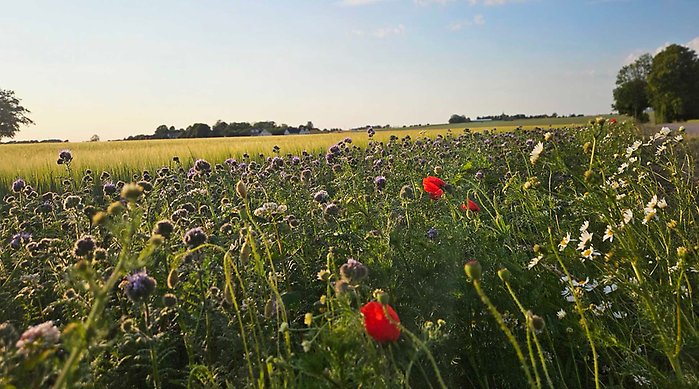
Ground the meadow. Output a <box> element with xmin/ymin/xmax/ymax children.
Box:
<box><xmin>1</xmin><ymin>119</ymin><xmax>698</xmax><ymax>388</ymax></box>
<box><xmin>0</xmin><ymin>115</ymin><xmax>618</xmax><ymax>194</ymax></box>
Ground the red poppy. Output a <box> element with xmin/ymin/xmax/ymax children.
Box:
<box><xmin>423</xmin><ymin>176</ymin><xmax>446</xmax><ymax>199</ymax></box>
<box><xmin>360</xmin><ymin>301</ymin><xmax>401</xmax><ymax>343</ymax></box>
<box><xmin>461</xmin><ymin>198</ymin><xmax>480</xmax><ymax>212</ymax></box>
<box><xmin>608</xmin><ymin>118</ymin><xmax>617</xmax><ymax>124</ymax></box>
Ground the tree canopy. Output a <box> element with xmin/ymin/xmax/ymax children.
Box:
<box><xmin>0</xmin><ymin>88</ymin><xmax>34</xmax><ymax>140</ymax></box>
<box><xmin>613</xmin><ymin>46</ymin><xmax>699</xmax><ymax>123</ymax></box>
<box><xmin>648</xmin><ymin>44</ymin><xmax>699</xmax><ymax>123</ymax></box>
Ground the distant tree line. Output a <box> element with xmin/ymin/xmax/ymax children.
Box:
<box><xmin>125</xmin><ymin>120</ymin><xmax>333</xmax><ymax>141</ymax></box>
<box><xmin>448</xmin><ymin>113</ymin><xmax>583</xmax><ymax>124</ymax></box>
<box><xmin>613</xmin><ymin>44</ymin><xmax>699</xmax><ymax>123</ymax></box>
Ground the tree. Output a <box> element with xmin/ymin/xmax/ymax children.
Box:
<box><xmin>648</xmin><ymin>45</ymin><xmax>699</xmax><ymax>123</ymax></box>
<box><xmin>448</xmin><ymin>114</ymin><xmax>469</xmax><ymax>124</ymax></box>
<box><xmin>90</xmin><ymin>134</ymin><xmax>100</xmax><ymax>142</ymax></box>
<box><xmin>0</xmin><ymin>88</ymin><xmax>34</xmax><ymax>141</ymax></box>
<box><xmin>612</xmin><ymin>54</ymin><xmax>652</xmax><ymax>121</ymax></box>
<box><xmin>183</xmin><ymin>123</ymin><xmax>212</xmax><ymax>138</ymax></box>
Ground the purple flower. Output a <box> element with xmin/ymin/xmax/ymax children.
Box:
<box><xmin>193</xmin><ymin>159</ymin><xmax>211</xmax><ymax>173</ymax></box>
<box><xmin>10</xmin><ymin>232</ymin><xmax>31</xmax><ymax>249</ymax></box>
<box><xmin>374</xmin><ymin>176</ymin><xmax>386</xmax><ymax>190</ymax></box>
<box><xmin>426</xmin><ymin>227</ymin><xmax>438</xmax><ymax>240</ymax></box>
<box><xmin>58</xmin><ymin>149</ymin><xmax>73</xmax><ymax>164</ymax></box>
<box><xmin>313</xmin><ymin>190</ymin><xmax>330</xmax><ymax>203</ymax></box>
<box><xmin>344</xmin><ymin>137</ymin><xmax>353</xmax><ymax>144</ymax></box>
<box><xmin>475</xmin><ymin>171</ymin><xmax>484</xmax><ymax>180</ymax></box>
<box><xmin>291</xmin><ymin>156</ymin><xmax>301</xmax><ymax>165</ymax></box>
<box><xmin>183</xmin><ymin>227</ymin><xmax>208</xmax><ymax>248</ymax></box>
<box><xmin>123</xmin><ymin>271</ymin><xmax>157</xmax><ymax>302</ymax></box>
<box><xmin>103</xmin><ymin>182</ymin><xmax>117</xmax><ymax>196</ymax></box>
<box><xmin>11</xmin><ymin>178</ymin><xmax>26</xmax><ymax>193</ymax></box>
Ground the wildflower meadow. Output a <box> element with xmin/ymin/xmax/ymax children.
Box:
<box><xmin>1</xmin><ymin>120</ymin><xmax>698</xmax><ymax>388</ymax></box>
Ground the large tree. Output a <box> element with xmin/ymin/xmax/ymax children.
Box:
<box><xmin>648</xmin><ymin>44</ymin><xmax>699</xmax><ymax>123</ymax></box>
<box><xmin>0</xmin><ymin>88</ymin><xmax>34</xmax><ymax>141</ymax></box>
<box><xmin>612</xmin><ymin>54</ymin><xmax>652</xmax><ymax>122</ymax></box>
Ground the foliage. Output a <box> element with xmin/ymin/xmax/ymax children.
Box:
<box><xmin>1</xmin><ymin>121</ymin><xmax>697</xmax><ymax>388</ymax></box>
<box><xmin>612</xmin><ymin>54</ymin><xmax>653</xmax><ymax>122</ymax></box>
<box><xmin>0</xmin><ymin>88</ymin><xmax>34</xmax><ymax>141</ymax></box>
<box><xmin>648</xmin><ymin>44</ymin><xmax>699</xmax><ymax>123</ymax></box>
<box><xmin>448</xmin><ymin>114</ymin><xmax>470</xmax><ymax>124</ymax></box>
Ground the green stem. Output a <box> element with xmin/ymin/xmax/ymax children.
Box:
<box><xmin>472</xmin><ymin>280</ymin><xmax>536</xmax><ymax>388</ymax></box>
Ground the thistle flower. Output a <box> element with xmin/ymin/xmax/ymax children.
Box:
<box><xmin>122</xmin><ymin>271</ymin><xmax>157</xmax><ymax>302</ymax></box>
<box><xmin>15</xmin><ymin>321</ymin><xmax>60</xmax><ymax>354</ymax></box>
<box><xmin>183</xmin><ymin>227</ymin><xmax>208</xmax><ymax>248</ymax></box>
<box><xmin>313</xmin><ymin>190</ymin><xmax>330</xmax><ymax>203</ymax></box>
<box><xmin>103</xmin><ymin>182</ymin><xmax>117</xmax><ymax>196</ymax></box>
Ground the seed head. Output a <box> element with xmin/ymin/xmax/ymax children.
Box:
<box><xmin>464</xmin><ymin>260</ymin><xmax>482</xmax><ymax>281</ymax></box>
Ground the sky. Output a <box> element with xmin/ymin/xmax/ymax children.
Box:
<box><xmin>1</xmin><ymin>0</ymin><xmax>698</xmax><ymax>142</ymax></box>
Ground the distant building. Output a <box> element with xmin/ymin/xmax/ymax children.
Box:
<box><xmin>251</xmin><ymin>128</ymin><xmax>272</xmax><ymax>136</ymax></box>
<box><xmin>283</xmin><ymin>127</ymin><xmax>310</xmax><ymax>135</ymax></box>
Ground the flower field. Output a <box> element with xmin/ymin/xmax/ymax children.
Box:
<box><xmin>1</xmin><ymin>121</ymin><xmax>698</xmax><ymax>388</ymax></box>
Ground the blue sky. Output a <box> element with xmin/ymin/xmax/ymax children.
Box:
<box><xmin>1</xmin><ymin>0</ymin><xmax>698</xmax><ymax>141</ymax></box>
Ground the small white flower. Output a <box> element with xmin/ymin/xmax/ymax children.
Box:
<box><xmin>528</xmin><ymin>254</ymin><xmax>543</xmax><ymax>270</ymax></box>
<box><xmin>622</xmin><ymin>209</ymin><xmax>633</xmax><ymax>225</ymax></box>
<box><xmin>603</xmin><ymin>284</ymin><xmax>618</xmax><ymax>294</ymax></box>
<box><xmin>657</xmin><ymin>198</ymin><xmax>667</xmax><ymax>209</ymax></box>
<box><xmin>577</xmin><ymin>230</ymin><xmax>593</xmax><ymax>251</ymax></box>
<box><xmin>581</xmin><ymin>246</ymin><xmax>600</xmax><ymax>262</ymax></box>
<box><xmin>530</xmin><ymin>142</ymin><xmax>544</xmax><ymax>165</ymax></box>
<box><xmin>603</xmin><ymin>226</ymin><xmax>614</xmax><ymax>242</ymax></box>
<box><xmin>544</xmin><ymin>132</ymin><xmax>553</xmax><ymax>141</ymax></box>
<box><xmin>625</xmin><ymin>140</ymin><xmax>642</xmax><ymax>158</ymax></box>
<box><xmin>674</xmin><ymin>134</ymin><xmax>684</xmax><ymax>142</ymax></box>
<box><xmin>557</xmin><ymin>309</ymin><xmax>566</xmax><ymax>319</ymax></box>
<box><xmin>558</xmin><ymin>233</ymin><xmax>571</xmax><ymax>251</ymax></box>
<box><xmin>659</xmin><ymin>127</ymin><xmax>671</xmax><ymax>137</ymax></box>
<box><xmin>642</xmin><ymin>207</ymin><xmax>657</xmax><ymax>225</ymax></box>
<box><xmin>656</xmin><ymin>145</ymin><xmax>667</xmax><ymax>155</ymax></box>
<box><xmin>617</xmin><ymin>163</ymin><xmax>628</xmax><ymax>174</ymax></box>
<box><xmin>646</xmin><ymin>195</ymin><xmax>658</xmax><ymax>209</ymax></box>
<box><xmin>579</xmin><ymin>220</ymin><xmax>589</xmax><ymax>232</ymax></box>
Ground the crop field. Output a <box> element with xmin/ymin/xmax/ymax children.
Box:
<box><xmin>1</xmin><ymin>120</ymin><xmax>698</xmax><ymax>388</ymax></box>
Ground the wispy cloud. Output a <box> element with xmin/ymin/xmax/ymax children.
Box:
<box><xmin>339</xmin><ymin>0</ymin><xmax>386</xmax><ymax>6</ymax></box>
<box><xmin>468</xmin><ymin>0</ymin><xmax>527</xmax><ymax>5</ymax></box>
<box><xmin>686</xmin><ymin>36</ymin><xmax>699</xmax><ymax>52</ymax></box>
<box><xmin>414</xmin><ymin>0</ymin><xmax>454</xmax><ymax>5</ymax></box>
<box><xmin>352</xmin><ymin>24</ymin><xmax>406</xmax><ymax>38</ymax></box>
<box><xmin>448</xmin><ymin>14</ymin><xmax>485</xmax><ymax>31</ymax></box>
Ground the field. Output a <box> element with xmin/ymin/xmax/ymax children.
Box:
<box><xmin>1</xmin><ymin>120</ymin><xmax>698</xmax><ymax>388</ymax></box>
<box><xmin>0</xmin><ymin>115</ymin><xmax>621</xmax><ymax>194</ymax></box>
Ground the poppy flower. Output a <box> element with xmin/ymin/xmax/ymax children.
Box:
<box><xmin>360</xmin><ymin>301</ymin><xmax>401</xmax><ymax>343</ymax></box>
<box><xmin>461</xmin><ymin>198</ymin><xmax>480</xmax><ymax>212</ymax></box>
<box><xmin>423</xmin><ymin>176</ymin><xmax>446</xmax><ymax>199</ymax></box>
<box><xmin>608</xmin><ymin>118</ymin><xmax>617</xmax><ymax>124</ymax></box>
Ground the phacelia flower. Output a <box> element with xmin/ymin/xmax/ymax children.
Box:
<box><xmin>422</xmin><ymin>176</ymin><xmax>446</xmax><ymax>200</ymax></box>
<box><xmin>374</xmin><ymin>176</ymin><xmax>386</xmax><ymax>190</ymax></box>
<box><xmin>12</xmin><ymin>178</ymin><xmax>26</xmax><ymax>193</ymax></box>
<box><xmin>193</xmin><ymin>159</ymin><xmax>211</xmax><ymax>173</ymax></box>
<box><xmin>426</xmin><ymin>227</ymin><xmax>438</xmax><ymax>240</ymax></box>
<box><xmin>122</xmin><ymin>271</ymin><xmax>157</xmax><ymax>302</ymax></box>
<box><xmin>339</xmin><ymin>258</ymin><xmax>369</xmax><ymax>284</ymax></box>
<box><xmin>15</xmin><ymin>321</ymin><xmax>60</xmax><ymax>354</ymax></box>
<box><xmin>183</xmin><ymin>227</ymin><xmax>208</xmax><ymax>248</ymax></box>
<box><xmin>360</xmin><ymin>301</ymin><xmax>400</xmax><ymax>343</ymax></box>
<box><xmin>153</xmin><ymin>220</ymin><xmax>175</xmax><ymax>239</ymax></box>
<box><xmin>313</xmin><ymin>190</ymin><xmax>330</xmax><ymax>203</ymax></box>
<box><xmin>103</xmin><ymin>182</ymin><xmax>117</xmax><ymax>196</ymax></box>
<box><xmin>57</xmin><ymin>149</ymin><xmax>73</xmax><ymax>164</ymax></box>
<box><xmin>73</xmin><ymin>236</ymin><xmax>96</xmax><ymax>257</ymax></box>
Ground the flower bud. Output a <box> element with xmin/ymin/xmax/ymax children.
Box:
<box><xmin>464</xmin><ymin>260</ymin><xmax>482</xmax><ymax>281</ymax></box>
<box><xmin>235</xmin><ymin>180</ymin><xmax>248</xmax><ymax>199</ymax></box>
<box><xmin>162</xmin><ymin>293</ymin><xmax>178</xmax><ymax>307</ymax></box>
<box><xmin>120</xmin><ymin>183</ymin><xmax>143</xmax><ymax>201</ymax></box>
<box><xmin>497</xmin><ymin>268</ymin><xmax>511</xmax><ymax>282</ymax></box>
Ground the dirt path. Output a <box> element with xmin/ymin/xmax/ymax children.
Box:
<box><xmin>646</xmin><ymin>122</ymin><xmax>699</xmax><ymax>136</ymax></box>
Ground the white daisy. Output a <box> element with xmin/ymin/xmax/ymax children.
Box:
<box><xmin>657</xmin><ymin>198</ymin><xmax>667</xmax><ymax>209</ymax></box>
<box><xmin>581</xmin><ymin>246</ymin><xmax>600</xmax><ymax>262</ymax></box>
<box><xmin>530</xmin><ymin>142</ymin><xmax>544</xmax><ymax>165</ymax></box>
<box><xmin>577</xmin><ymin>230</ymin><xmax>593</xmax><ymax>251</ymax></box>
<box><xmin>558</xmin><ymin>233</ymin><xmax>571</xmax><ymax>251</ymax></box>
<box><xmin>579</xmin><ymin>220</ymin><xmax>589</xmax><ymax>232</ymax></box>
<box><xmin>622</xmin><ymin>209</ymin><xmax>633</xmax><ymax>225</ymax></box>
<box><xmin>603</xmin><ymin>225</ymin><xmax>614</xmax><ymax>242</ymax></box>
<box><xmin>528</xmin><ymin>255</ymin><xmax>543</xmax><ymax>270</ymax></box>
<box><xmin>557</xmin><ymin>309</ymin><xmax>566</xmax><ymax>319</ymax></box>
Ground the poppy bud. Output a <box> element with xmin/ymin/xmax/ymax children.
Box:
<box><xmin>497</xmin><ymin>268</ymin><xmax>511</xmax><ymax>282</ymax></box>
<box><xmin>162</xmin><ymin>293</ymin><xmax>178</xmax><ymax>307</ymax></box>
<box><xmin>240</xmin><ymin>240</ymin><xmax>252</xmax><ymax>264</ymax></box>
<box><xmin>464</xmin><ymin>260</ymin><xmax>482</xmax><ymax>281</ymax></box>
<box><xmin>107</xmin><ymin>201</ymin><xmax>125</xmax><ymax>216</ymax></box>
<box><xmin>236</xmin><ymin>180</ymin><xmax>248</xmax><ymax>199</ymax></box>
<box><xmin>92</xmin><ymin>211</ymin><xmax>109</xmax><ymax>226</ymax></box>
<box><xmin>527</xmin><ymin>311</ymin><xmax>545</xmax><ymax>332</ymax></box>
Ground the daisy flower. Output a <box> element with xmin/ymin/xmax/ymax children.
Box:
<box><xmin>603</xmin><ymin>225</ymin><xmax>614</xmax><ymax>242</ymax></box>
<box><xmin>530</xmin><ymin>142</ymin><xmax>544</xmax><ymax>165</ymax></box>
<box><xmin>558</xmin><ymin>233</ymin><xmax>571</xmax><ymax>251</ymax></box>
